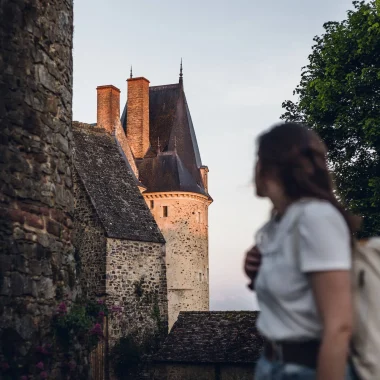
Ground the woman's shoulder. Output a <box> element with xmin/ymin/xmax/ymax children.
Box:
<box><xmin>298</xmin><ymin>199</ymin><xmax>349</xmax><ymax>235</ymax></box>
<box><xmin>300</xmin><ymin>199</ymin><xmax>340</xmax><ymax>217</ymax></box>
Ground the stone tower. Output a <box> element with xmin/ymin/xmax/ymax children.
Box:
<box><xmin>122</xmin><ymin>68</ymin><xmax>212</xmax><ymax>329</ymax></box>
<box><xmin>0</xmin><ymin>1</ymin><xmax>88</xmax><ymax>377</ymax></box>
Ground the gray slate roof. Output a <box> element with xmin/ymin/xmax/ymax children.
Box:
<box><xmin>154</xmin><ymin>311</ymin><xmax>263</xmax><ymax>364</ymax></box>
<box><xmin>72</xmin><ymin>123</ymin><xmax>165</xmax><ymax>243</ymax></box>
<box><xmin>121</xmin><ymin>82</ymin><xmax>210</xmax><ymax>198</ymax></box>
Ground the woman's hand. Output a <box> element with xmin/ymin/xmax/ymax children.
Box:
<box><xmin>244</xmin><ymin>245</ymin><xmax>262</xmax><ymax>290</ymax></box>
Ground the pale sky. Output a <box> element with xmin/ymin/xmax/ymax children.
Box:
<box><xmin>73</xmin><ymin>0</ymin><xmax>356</xmax><ymax>310</ymax></box>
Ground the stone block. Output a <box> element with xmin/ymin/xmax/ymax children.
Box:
<box><xmin>25</xmin><ymin>213</ymin><xmax>44</xmax><ymax>229</ymax></box>
<box><xmin>47</xmin><ymin>220</ymin><xmax>61</xmax><ymax>237</ymax></box>
<box><xmin>37</xmin><ymin>278</ymin><xmax>54</xmax><ymax>299</ymax></box>
<box><xmin>12</xmin><ymin>255</ymin><xmax>27</xmax><ymax>273</ymax></box>
<box><xmin>7</xmin><ymin>209</ymin><xmax>25</xmax><ymax>224</ymax></box>
<box><xmin>0</xmin><ymin>276</ymin><xmax>11</xmax><ymax>296</ymax></box>
<box><xmin>29</xmin><ymin>260</ymin><xmax>42</xmax><ymax>276</ymax></box>
<box><xmin>10</xmin><ymin>272</ymin><xmax>25</xmax><ymax>296</ymax></box>
<box><xmin>0</xmin><ymin>255</ymin><xmax>12</xmax><ymax>272</ymax></box>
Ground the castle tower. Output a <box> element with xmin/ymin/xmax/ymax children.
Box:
<box><xmin>121</xmin><ymin>66</ymin><xmax>212</xmax><ymax>329</ymax></box>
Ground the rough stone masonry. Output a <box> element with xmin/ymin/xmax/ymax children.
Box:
<box><xmin>0</xmin><ymin>0</ymin><xmax>87</xmax><ymax>377</ymax></box>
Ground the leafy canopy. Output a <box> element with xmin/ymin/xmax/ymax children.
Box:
<box><xmin>281</xmin><ymin>0</ymin><xmax>380</xmax><ymax>237</ymax></box>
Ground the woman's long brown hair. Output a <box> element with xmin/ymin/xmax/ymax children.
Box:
<box><xmin>257</xmin><ymin>122</ymin><xmax>361</xmax><ymax>237</ymax></box>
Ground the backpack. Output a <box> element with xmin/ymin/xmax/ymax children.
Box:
<box><xmin>351</xmin><ymin>238</ymin><xmax>380</xmax><ymax>380</ymax></box>
<box><xmin>291</xmin><ymin>200</ymin><xmax>380</xmax><ymax>379</ymax></box>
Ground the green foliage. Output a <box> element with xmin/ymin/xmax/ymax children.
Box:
<box><xmin>110</xmin><ymin>296</ymin><xmax>167</xmax><ymax>380</ymax></box>
<box><xmin>53</xmin><ymin>300</ymin><xmax>106</xmax><ymax>352</ymax></box>
<box><xmin>110</xmin><ymin>331</ymin><xmax>164</xmax><ymax>380</ymax></box>
<box><xmin>281</xmin><ymin>0</ymin><xmax>380</xmax><ymax>237</ymax></box>
<box><xmin>110</xmin><ymin>335</ymin><xmax>143</xmax><ymax>379</ymax></box>
<box><xmin>134</xmin><ymin>278</ymin><xmax>144</xmax><ymax>298</ymax></box>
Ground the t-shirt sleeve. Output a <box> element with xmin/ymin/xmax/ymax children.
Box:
<box><xmin>298</xmin><ymin>202</ymin><xmax>351</xmax><ymax>273</ymax></box>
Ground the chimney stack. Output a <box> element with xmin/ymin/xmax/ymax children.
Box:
<box><xmin>96</xmin><ymin>85</ymin><xmax>120</xmax><ymax>134</ymax></box>
<box><xmin>126</xmin><ymin>77</ymin><xmax>150</xmax><ymax>159</ymax></box>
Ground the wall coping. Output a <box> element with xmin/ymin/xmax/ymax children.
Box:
<box><xmin>143</xmin><ymin>191</ymin><xmax>212</xmax><ymax>204</ymax></box>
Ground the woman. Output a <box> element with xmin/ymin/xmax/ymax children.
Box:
<box><xmin>244</xmin><ymin>122</ymin><xmax>361</xmax><ymax>380</ymax></box>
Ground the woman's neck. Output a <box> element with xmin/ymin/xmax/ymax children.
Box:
<box><xmin>270</xmin><ymin>195</ymin><xmax>292</xmax><ymax>216</ymax></box>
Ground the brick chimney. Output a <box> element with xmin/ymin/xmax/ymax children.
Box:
<box><xmin>96</xmin><ymin>85</ymin><xmax>120</xmax><ymax>134</ymax></box>
<box><xmin>126</xmin><ymin>77</ymin><xmax>150</xmax><ymax>159</ymax></box>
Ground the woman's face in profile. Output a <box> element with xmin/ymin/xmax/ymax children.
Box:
<box><xmin>255</xmin><ymin>158</ymin><xmax>266</xmax><ymax>198</ymax></box>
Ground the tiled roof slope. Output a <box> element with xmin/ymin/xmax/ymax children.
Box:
<box><xmin>154</xmin><ymin>311</ymin><xmax>263</xmax><ymax>364</ymax></box>
<box><xmin>137</xmin><ymin>152</ymin><xmax>208</xmax><ymax>196</ymax></box>
<box><xmin>121</xmin><ymin>82</ymin><xmax>209</xmax><ymax>198</ymax></box>
<box><xmin>72</xmin><ymin>123</ymin><xmax>165</xmax><ymax>243</ymax></box>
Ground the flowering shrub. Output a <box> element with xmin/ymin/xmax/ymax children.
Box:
<box><xmin>0</xmin><ymin>299</ymin><xmax>122</xmax><ymax>379</ymax></box>
<box><xmin>53</xmin><ymin>299</ymin><xmax>109</xmax><ymax>352</ymax></box>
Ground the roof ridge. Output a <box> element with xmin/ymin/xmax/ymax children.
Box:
<box><xmin>149</xmin><ymin>83</ymin><xmax>179</xmax><ymax>91</ymax></box>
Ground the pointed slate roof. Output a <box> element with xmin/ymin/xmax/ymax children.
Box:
<box><xmin>137</xmin><ymin>152</ymin><xmax>207</xmax><ymax>195</ymax></box>
<box><xmin>154</xmin><ymin>311</ymin><xmax>263</xmax><ymax>364</ymax></box>
<box><xmin>121</xmin><ymin>82</ymin><xmax>209</xmax><ymax>198</ymax></box>
<box><xmin>72</xmin><ymin>123</ymin><xmax>165</xmax><ymax>243</ymax></box>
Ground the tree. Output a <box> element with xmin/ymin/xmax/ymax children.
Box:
<box><xmin>281</xmin><ymin>0</ymin><xmax>380</xmax><ymax>237</ymax></box>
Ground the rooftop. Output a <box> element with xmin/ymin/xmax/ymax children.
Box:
<box><xmin>121</xmin><ymin>82</ymin><xmax>209</xmax><ymax>198</ymax></box>
<box><xmin>72</xmin><ymin>123</ymin><xmax>165</xmax><ymax>244</ymax></box>
<box><xmin>154</xmin><ymin>311</ymin><xmax>263</xmax><ymax>364</ymax></box>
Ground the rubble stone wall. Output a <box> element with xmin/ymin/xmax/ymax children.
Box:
<box><xmin>72</xmin><ymin>168</ymin><xmax>106</xmax><ymax>298</ymax></box>
<box><xmin>144</xmin><ymin>192</ymin><xmax>210</xmax><ymax>329</ymax></box>
<box><xmin>0</xmin><ymin>0</ymin><xmax>89</xmax><ymax>378</ymax></box>
<box><xmin>106</xmin><ymin>238</ymin><xmax>168</xmax><ymax>344</ymax></box>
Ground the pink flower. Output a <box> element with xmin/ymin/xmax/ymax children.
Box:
<box><xmin>21</xmin><ymin>376</ymin><xmax>28</xmax><ymax>380</ymax></box>
<box><xmin>36</xmin><ymin>345</ymin><xmax>43</xmax><ymax>353</ymax></box>
<box><xmin>57</xmin><ymin>302</ymin><xmax>67</xmax><ymax>314</ymax></box>
<box><xmin>90</xmin><ymin>323</ymin><xmax>103</xmax><ymax>337</ymax></box>
<box><xmin>97</xmin><ymin>299</ymin><xmax>104</xmax><ymax>305</ymax></box>
<box><xmin>68</xmin><ymin>360</ymin><xmax>76</xmax><ymax>371</ymax></box>
<box><xmin>36</xmin><ymin>361</ymin><xmax>44</xmax><ymax>370</ymax></box>
<box><xmin>37</xmin><ymin>344</ymin><xmax>50</xmax><ymax>355</ymax></box>
<box><xmin>1</xmin><ymin>362</ymin><xmax>10</xmax><ymax>371</ymax></box>
<box><xmin>40</xmin><ymin>371</ymin><xmax>48</xmax><ymax>379</ymax></box>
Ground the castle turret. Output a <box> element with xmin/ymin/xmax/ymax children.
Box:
<box><xmin>121</xmin><ymin>65</ymin><xmax>212</xmax><ymax>329</ymax></box>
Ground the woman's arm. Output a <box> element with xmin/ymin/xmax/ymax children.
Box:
<box><xmin>310</xmin><ymin>270</ymin><xmax>353</xmax><ymax>380</ymax></box>
<box><xmin>244</xmin><ymin>245</ymin><xmax>262</xmax><ymax>290</ymax></box>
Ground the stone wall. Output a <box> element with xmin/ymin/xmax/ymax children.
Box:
<box><xmin>106</xmin><ymin>238</ymin><xmax>168</xmax><ymax>344</ymax></box>
<box><xmin>72</xmin><ymin>168</ymin><xmax>106</xmax><ymax>298</ymax></box>
<box><xmin>144</xmin><ymin>193</ymin><xmax>211</xmax><ymax>329</ymax></box>
<box><xmin>0</xmin><ymin>0</ymin><xmax>89</xmax><ymax>377</ymax></box>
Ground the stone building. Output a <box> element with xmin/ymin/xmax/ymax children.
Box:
<box><xmin>72</xmin><ymin>108</ymin><xmax>168</xmax><ymax>345</ymax></box>
<box><xmin>121</xmin><ymin>67</ymin><xmax>213</xmax><ymax>329</ymax></box>
<box><xmin>153</xmin><ymin>311</ymin><xmax>263</xmax><ymax>380</ymax></box>
<box><xmin>76</xmin><ymin>66</ymin><xmax>212</xmax><ymax>331</ymax></box>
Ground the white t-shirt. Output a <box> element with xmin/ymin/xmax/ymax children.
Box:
<box><xmin>254</xmin><ymin>199</ymin><xmax>351</xmax><ymax>341</ymax></box>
